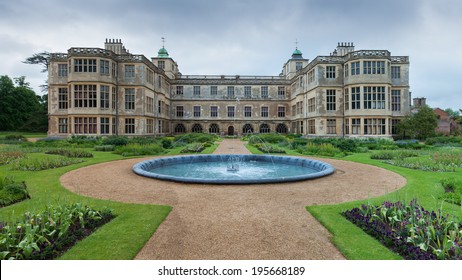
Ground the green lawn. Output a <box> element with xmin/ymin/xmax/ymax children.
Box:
<box><xmin>2</xmin><ymin>137</ymin><xmax>461</xmax><ymax>260</ymax></box>
<box><xmin>0</xmin><ymin>150</ymin><xmax>172</xmax><ymax>259</ymax></box>
<box><xmin>307</xmin><ymin>152</ymin><xmax>462</xmax><ymax>260</ymax></box>
<box><xmin>0</xmin><ymin>131</ymin><xmax>47</xmax><ymax>139</ymax></box>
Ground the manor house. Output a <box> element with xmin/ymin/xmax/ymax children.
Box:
<box><xmin>47</xmin><ymin>39</ymin><xmax>410</xmax><ymax>137</ymax></box>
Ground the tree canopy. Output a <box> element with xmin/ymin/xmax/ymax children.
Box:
<box><xmin>444</xmin><ymin>108</ymin><xmax>461</xmax><ymax>119</ymax></box>
<box><xmin>23</xmin><ymin>52</ymin><xmax>50</xmax><ymax>93</ymax></box>
<box><xmin>0</xmin><ymin>75</ymin><xmax>47</xmax><ymax>132</ymax></box>
<box><xmin>398</xmin><ymin>105</ymin><xmax>438</xmax><ymax>140</ymax></box>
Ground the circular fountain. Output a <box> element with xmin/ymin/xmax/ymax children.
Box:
<box><xmin>133</xmin><ymin>154</ymin><xmax>335</xmax><ymax>184</ymax></box>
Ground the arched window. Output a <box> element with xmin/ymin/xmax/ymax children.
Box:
<box><xmin>242</xmin><ymin>123</ymin><xmax>254</xmax><ymax>134</ymax></box>
<box><xmin>259</xmin><ymin>123</ymin><xmax>270</xmax><ymax>133</ymax></box>
<box><xmin>209</xmin><ymin>123</ymin><xmax>220</xmax><ymax>134</ymax></box>
<box><xmin>191</xmin><ymin>123</ymin><xmax>203</xmax><ymax>133</ymax></box>
<box><xmin>276</xmin><ymin>123</ymin><xmax>288</xmax><ymax>133</ymax></box>
<box><xmin>174</xmin><ymin>123</ymin><xmax>186</xmax><ymax>133</ymax></box>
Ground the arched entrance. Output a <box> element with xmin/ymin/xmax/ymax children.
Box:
<box><xmin>228</xmin><ymin>126</ymin><xmax>235</xmax><ymax>136</ymax></box>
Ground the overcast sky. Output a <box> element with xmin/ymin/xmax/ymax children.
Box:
<box><xmin>0</xmin><ymin>0</ymin><xmax>461</xmax><ymax>110</ymax></box>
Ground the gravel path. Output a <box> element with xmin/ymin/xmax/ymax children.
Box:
<box><xmin>60</xmin><ymin>139</ymin><xmax>406</xmax><ymax>259</ymax></box>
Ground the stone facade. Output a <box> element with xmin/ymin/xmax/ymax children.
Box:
<box><xmin>48</xmin><ymin>40</ymin><xmax>410</xmax><ymax>137</ymax></box>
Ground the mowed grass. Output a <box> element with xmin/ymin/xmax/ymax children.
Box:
<box><xmin>0</xmin><ymin>150</ymin><xmax>172</xmax><ymax>259</ymax></box>
<box><xmin>0</xmin><ymin>131</ymin><xmax>47</xmax><ymax>139</ymax></box>
<box><xmin>307</xmin><ymin>152</ymin><xmax>462</xmax><ymax>260</ymax></box>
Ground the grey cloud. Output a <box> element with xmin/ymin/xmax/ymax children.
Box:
<box><xmin>0</xmin><ymin>0</ymin><xmax>461</xmax><ymax>109</ymax></box>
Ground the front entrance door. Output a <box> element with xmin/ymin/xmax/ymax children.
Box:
<box><xmin>228</xmin><ymin>126</ymin><xmax>234</xmax><ymax>136</ymax></box>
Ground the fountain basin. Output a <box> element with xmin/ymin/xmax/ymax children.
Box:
<box><xmin>132</xmin><ymin>154</ymin><xmax>335</xmax><ymax>184</ymax></box>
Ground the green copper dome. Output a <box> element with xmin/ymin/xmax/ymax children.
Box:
<box><xmin>158</xmin><ymin>47</ymin><xmax>169</xmax><ymax>58</ymax></box>
<box><xmin>291</xmin><ymin>48</ymin><xmax>303</xmax><ymax>59</ymax></box>
<box><xmin>293</xmin><ymin>48</ymin><xmax>302</xmax><ymax>55</ymax></box>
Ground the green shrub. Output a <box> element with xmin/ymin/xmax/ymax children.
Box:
<box><xmin>161</xmin><ymin>138</ymin><xmax>172</xmax><ymax>149</ymax></box>
<box><xmin>114</xmin><ymin>143</ymin><xmax>164</xmax><ymax>157</ymax></box>
<box><xmin>290</xmin><ymin>138</ymin><xmax>308</xmax><ymax>149</ymax></box>
<box><xmin>93</xmin><ymin>145</ymin><xmax>115</xmax><ymax>152</ymax></box>
<box><xmin>440</xmin><ymin>193</ymin><xmax>462</xmax><ymax>205</ymax></box>
<box><xmin>0</xmin><ymin>203</ymin><xmax>113</xmax><ymax>260</ymax></box>
<box><xmin>248</xmin><ymin>134</ymin><xmax>286</xmax><ymax>144</ymax></box>
<box><xmin>0</xmin><ymin>151</ymin><xmax>26</xmax><ymax>165</ymax></box>
<box><xmin>68</xmin><ymin>135</ymin><xmax>102</xmax><ymax>147</ymax></box>
<box><xmin>174</xmin><ymin>133</ymin><xmax>218</xmax><ymax>144</ymax></box>
<box><xmin>254</xmin><ymin>143</ymin><xmax>286</xmax><ymax>154</ymax></box>
<box><xmin>425</xmin><ymin>136</ymin><xmax>462</xmax><ymax>146</ymax></box>
<box><xmin>180</xmin><ymin>143</ymin><xmax>205</xmax><ymax>153</ymax></box>
<box><xmin>128</xmin><ymin>136</ymin><xmax>159</xmax><ymax>145</ymax></box>
<box><xmin>356</xmin><ymin>146</ymin><xmax>369</xmax><ymax>153</ymax></box>
<box><xmin>102</xmin><ymin>135</ymin><xmax>129</xmax><ymax>146</ymax></box>
<box><xmin>439</xmin><ymin>177</ymin><xmax>462</xmax><ymax>206</ymax></box>
<box><xmin>297</xmin><ymin>143</ymin><xmax>341</xmax><ymax>157</ymax></box>
<box><xmin>11</xmin><ymin>157</ymin><xmax>85</xmax><ymax>171</ymax></box>
<box><xmin>395</xmin><ymin>140</ymin><xmax>424</xmax><ymax>149</ymax></box>
<box><xmin>285</xmin><ymin>134</ymin><xmax>303</xmax><ymax>140</ymax></box>
<box><xmin>332</xmin><ymin>138</ymin><xmax>359</xmax><ymax>152</ymax></box>
<box><xmin>45</xmin><ymin>149</ymin><xmax>93</xmax><ymax>158</ymax></box>
<box><xmin>360</xmin><ymin>138</ymin><xmax>397</xmax><ymax>150</ymax></box>
<box><xmin>0</xmin><ymin>177</ymin><xmax>30</xmax><ymax>207</ymax></box>
<box><xmin>440</xmin><ymin>177</ymin><xmax>462</xmax><ymax>193</ymax></box>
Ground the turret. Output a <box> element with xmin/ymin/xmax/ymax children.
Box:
<box><xmin>151</xmin><ymin>38</ymin><xmax>180</xmax><ymax>79</ymax></box>
<box><xmin>281</xmin><ymin>46</ymin><xmax>309</xmax><ymax>79</ymax></box>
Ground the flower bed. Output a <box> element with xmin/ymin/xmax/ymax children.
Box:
<box><xmin>0</xmin><ymin>203</ymin><xmax>113</xmax><ymax>260</ymax></box>
<box><xmin>343</xmin><ymin>200</ymin><xmax>462</xmax><ymax>260</ymax></box>
<box><xmin>0</xmin><ymin>151</ymin><xmax>26</xmax><ymax>165</ymax></box>
<box><xmin>382</xmin><ymin>148</ymin><xmax>462</xmax><ymax>172</ymax></box>
<box><xmin>10</xmin><ymin>156</ymin><xmax>84</xmax><ymax>171</ymax></box>
<box><xmin>45</xmin><ymin>148</ymin><xmax>94</xmax><ymax>158</ymax></box>
<box><xmin>384</xmin><ymin>157</ymin><xmax>458</xmax><ymax>172</ymax></box>
<box><xmin>370</xmin><ymin>150</ymin><xmax>419</xmax><ymax>160</ymax></box>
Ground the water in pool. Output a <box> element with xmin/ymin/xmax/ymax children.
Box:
<box><xmin>147</xmin><ymin>160</ymin><xmax>317</xmax><ymax>180</ymax></box>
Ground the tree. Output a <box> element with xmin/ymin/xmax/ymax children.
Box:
<box><xmin>398</xmin><ymin>105</ymin><xmax>438</xmax><ymax>140</ymax></box>
<box><xmin>0</xmin><ymin>75</ymin><xmax>47</xmax><ymax>132</ymax></box>
<box><xmin>23</xmin><ymin>52</ymin><xmax>50</xmax><ymax>93</ymax></box>
<box><xmin>23</xmin><ymin>52</ymin><xmax>50</xmax><ymax>73</ymax></box>
<box><xmin>444</xmin><ymin>108</ymin><xmax>461</xmax><ymax>119</ymax></box>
